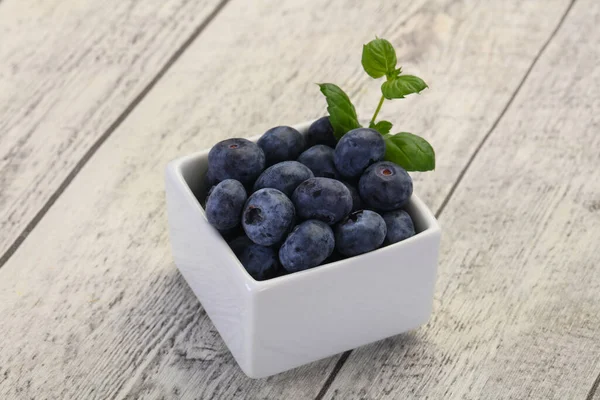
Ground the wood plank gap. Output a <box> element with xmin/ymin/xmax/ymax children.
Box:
<box><xmin>586</xmin><ymin>372</ymin><xmax>600</xmax><ymax>400</ymax></box>
<box><xmin>434</xmin><ymin>0</ymin><xmax>577</xmax><ymax>219</ymax></box>
<box><xmin>0</xmin><ymin>0</ymin><xmax>232</xmax><ymax>270</ymax></box>
<box><xmin>313</xmin><ymin>0</ymin><xmax>578</xmax><ymax>397</ymax></box>
<box><xmin>314</xmin><ymin>351</ymin><xmax>351</xmax><ymax>400</ymax></box>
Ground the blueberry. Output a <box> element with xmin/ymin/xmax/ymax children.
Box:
<box><xmin>335</xmin><ymin>210</ymin><xmax>387</xmax><ymax>257</ymax></box>
<box><xmin>242</xmin><ymin>188</ymin><xmax>295</xmax><ymax>246</ymax></box>
<box><xmin>297</xmin><ymin>145</ymin><xmax>341</xmax><ymax>179</ymax></box>
<box><xmin>334</xmin><ymin>128</ymin><xmax>385</xmax><ymax>178</ymax></box>
<box><xmin>279</xmin><ymin>220</ymin><xmax>335</xmax><ymax>272</ymax></box>
<box><xmin>359</xmin><ymin>161</ymin><xmax>413</xmax><ymax>211</ymax></box>
<box><xmin>228</xmin><ymin>235</ymin><xmax>252</xmax><ymax>254</ymax></box>
<box><xmin>253</xmin><ymin>161</ymin><xmax>314</xmax><ymax>197</ymax></box>
<box><xmin>229</xmin><ymin>236</ymin><xmax>279</xmax><ymax>281</ymax></box>
<box><xmin>208</xmin><ymin>138</ymin><xmax>265</xmax><ymax>187</ymax></box>
<box><xmin>258</xmin><ymin>126</ymin><xmax>306</xmax><ymax>165</ymax></box>
<box><xmin>383</xmin><ymin>209</ymin><xmax>415</xmax><ymax>244</ymax></box>
<box><xmin>201</xmin><ymin>169</ymin><xmax>218</xmax><ymax>207</ymax></box>
<box><xmin>292</xmin><ymin>177</ymin><xmax>352</xmax><ymax>225</ymax></box>
<box><xmin>205</xmin><ymin>167</ymin><xmax>218</xmax><ymax>189</ymax></box>
<box><xmin>306</xmin><ymin>116</ymin><xmax>337</xmax><ymax>148</ymax></box>
<box><xmin>205</xmin><ymin>179</ymin><xmax>247</xmax><ymax>230</ymax></box>
<box><xmin>341</xmin><ymin>181</ymin><xmax>363</xmax><ymax>212</ymax></box>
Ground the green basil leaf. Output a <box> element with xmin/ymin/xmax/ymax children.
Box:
<box><xmin>381</xmin><ymin>75</ymin><xmax>428</xmax><ymax>99</ymax></box>
<box><xmin>318</xmin><ymin>83</ymin><xmax>361</xmax><ymax>139</ymax></box>
<box><xmin>384</xmin><ymin>132</ymin><xmax>435</xmax><ymax>171</ymax></box>
<box><xmin>361</xmin><ymin>38</ymin><xmax>397</xmax><ymax>79</ymax></box>
<box><xmin>369</xmin><ymin>120</ymin><xmax>393</xmax><ymax>134</ymax></box>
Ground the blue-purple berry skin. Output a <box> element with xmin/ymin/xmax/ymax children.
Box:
<box><xmin>383</xmin><ymin>209</ymin><xmax>415</xmax><ymax>244</ymax></box>
<box><xmin>201</xmin><ymin>169</ymin><xmax>218</xmax><ymax>207</ymax></box>
<box><xmin>292</xmin><ymin>177</ymin><xmax>352</xmax><ymax>225</ymax></box>
<box><xmin>335</xmin><ymin>210</ymin><xmax>387</xmax><ymax>257</ymax></box>
<box><xmin>306</xmin><ymin>116</ymin><xmax>337</xmax><ymax>148</ymax></box>
<box><xmin>205</xmin><ymin>179</ymin><xmax>247</xmax><ymax>230</ymax></box>
<box><xmin>229</xmin><ymin>236</ymin><xmax>279</xmax><ymax>281</ymax></box>
<box><xmin>297</xmin><ymin>145</ymin><xmax>341</xmax><ymax>179</ymax></box>
<box><xmin>253</xmin><ymin>161</ymin><xmax>314</xmax><ymax>197</ymax></box>
<box><xmin>359</xmin><ymin>161</ymin><xmax>413</xmax><ymax>211</ymax></box>
<box><xmin>208</xmin><ymin>138</ymin><xmax>265</xmax><ymax>187</ymax></box>
<box><xmin>279</xmin><ymin>220</ymin><xmax>335</xmax><ymax>272</ymax></box>
<box><xmin>258</xmin><ymin>126</ymin><xmax>306</xmax><ymax>165</ymax></box>
<box><xmin>242</xmin><ymin>188</ymin><xmax>295</xmax><ymax>246</ymax></box>
<box><xmin>342</xmin><ymin>181</ymin><xmax>363</xmax><ymax>212</ymax></box>
<box><xmin>205</xmin><ymin>167</ymin><xmax>218</xmax><ymax>189</ymax></box>
<box><xmin>334</xmin><ymin>128</ymin><xmax>386</xmax><ymax>178</ymax></box>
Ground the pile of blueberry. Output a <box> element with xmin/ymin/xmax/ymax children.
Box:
<box><xmin>204</xmin><ymin>117</ymin><xmax>416</xmax><ymax>281</ymax></box>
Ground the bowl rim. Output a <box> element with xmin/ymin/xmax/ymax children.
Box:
<box><xmin>167</xmin><ymin>120</ymin><xmax>441</xmax><ymax>290</ymax></box>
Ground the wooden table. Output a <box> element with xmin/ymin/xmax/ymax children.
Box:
<box><xmin>1</xmin><ymin>0</ymin><xmax>599</xmax><ymax>398</ymax></box>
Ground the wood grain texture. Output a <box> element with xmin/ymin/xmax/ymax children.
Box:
<box><xmin>0</xmin><ymin>0</ymin><xmax>225</xmax><ymax>258</ymax></box>
<box><xmin>323</xmin><ymin>0</ymin><xmax>600</xmax><ymax>398</ymax></box>
<box><xmin>0</xmin><ymin>0</ymin><xmax>572</xmax><ymax>398</ymax></box>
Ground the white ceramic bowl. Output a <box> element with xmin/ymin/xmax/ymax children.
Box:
<box><xmin>165</xmin><ymin>121</ymin><xmax>441</xmax><ymax>378</ymax></box>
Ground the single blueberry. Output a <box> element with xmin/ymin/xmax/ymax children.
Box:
<box><xmin>242</xmin><ymin>188</ymin><xmax>295</xmax><ymax>246</ymax></box>
<box><xmin>305</xmin><ymin>116</ymin><xmax>337</xmax><ymax>148</ymax></box>
<box><xmin>292</xmin><ymin>177</ymin><xmax>352</xmax><ymax>225</ymax></box>
<box><xmin>335</xmin><ymin>210</ymin><xmax>387</xmax><ymax>257</ymax></box>
<box><xmin>205</xmin><ymin>179</ymin><xmax>247</xmax><ymax>230</ymax></box>
<box><xmin>383</xmin><ymin>209</ymin><xmax>415</xmax><ymax>244</ymax></box>
<box><xmin>359</xmin><ymin>161</ymin><xmax>413</xmax><ymax>211</ymax></box>
<box><xmin>253</xmin><ymin>161</ymin><xmax>314</xmax><ymax>197</ymax></box>
<box><xmin>297</xmin><ymin>145</ymin><xmax>341</xmax><ymax>179</ymax></box>
<box><xmin>334</xmin><ymin>128</ymin><xmax>385</xmax><ymax>178</ymax></box>
<box><xmin>208</xmin><ymin>138</ymin><xmax>265</xmax><ymax>187</ymax></box>
<box><xmin>229</xmin><ymin>236</ymin><xmax>279</xmax><ymax>281</ymax></box>
<box><xmin>258</xmin><ymin>126</ymin><xmax>306</xmax><ymax>165</ymax></box>
<box><xmin>341</xmin><ymin>181</ymin><xmax>363</xmax><ymax>212</ymax></box>
<box><xmin>279</xmin><ymin>220</ymin><xmax>335</xmax><ymax>273</ymax></box>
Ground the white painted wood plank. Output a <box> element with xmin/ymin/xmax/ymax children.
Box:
<box><xmin>0</xmin><ymin>0</ymin><xmax>224</xmax><ymax>257</ymax></box>
<box><xmin>323</xmin><ymin>0</ymin><xmax>600</xmax><ymax>398</ymax></box>
<box><xmin>0</xmin><ymin>0</ymin><xmax>571</xmax><ymax>398</ymax></box>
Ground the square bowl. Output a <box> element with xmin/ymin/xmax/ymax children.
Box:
<box><xmin>165</xmin><ymin>121</ymin><xmax>441</xmax><ymax>378</ymax></box>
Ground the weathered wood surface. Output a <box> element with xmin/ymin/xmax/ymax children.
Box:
<box><xmin>0</xmin><ymin>0</ymin><xmax>225</xmax><ymax>258</ymax></box>
<box><xmin>0</xmin><ymin>0</ymin><xmax>582</xmax><ymax>399</ymax></box>
<box><xmin>322</xmin><ymin>0</ymin><xmax>600</xmax><ymax>399</ymax></box>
